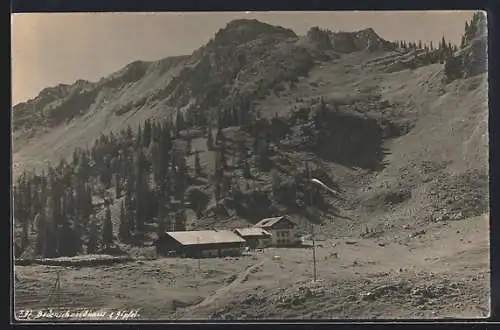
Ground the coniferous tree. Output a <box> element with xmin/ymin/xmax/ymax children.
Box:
<box><xmin>136</xmin><ymin>123</ymin><xmax>143</xmax><ymax>148</ymax></box>
<box><xmin>149</xmin><ymin>140</ymin><xmax>162</xmax><ymax>187</ymax></box>
<box><xmin>441</xmin><ymin>36</ymin><xmax>447</xmax><ymax>50</ymax></box>
<box><xmin>194</xmin><ymin>151</ymin><xmax>202</xmax><ymax>177</ymax></box>
<box><xmin>207</xmin><ymin>129</ymin><xmax>214</xmax><ymax>151</ymax></box>
<box><xmin>114</xmin><ymin>172</ymin><xmax>122</xmax><ymax>198</ymax></box>
<box><xmin>215</xmin><ymin>126</ymin><xmax>225</xmax><ymax>147</ymax></box>
<box><xmin>100</xmin><ymin>156</ymin><xmax>112</xmax><ymax>188</ymax></box>
<box><xmin>270</xmin><ymin>169</ymin><xmax>282</xmax><ymax>199</ymax></box>
<box><xmin>118</xmin><ymin>200</ymin><xmax>131</xmax><ymax>242</ymax></box>
<box><xmin>174</xmin><ymin>209</ymin><xmax>187</xmax><ymax>231</ymax></box>
<box><xmin>102</xmin><ymin>205</ymin><xmax>113</xmax><ymax>249</ymax></box>
<box><xmin>219</xmin><ymin>143</ymin><xmax>227</xmax><ymax>170</ymax></box>
<box><xmin>20</xmin><ymin>199</ymin><xmax>30</xmax><ymax>250</ymax></box>
<box><xmin>143</xmin><ymin>119</ymin><xmax>152</xmax><ymax>148</ymax></box>
<box><xmin>134</xmin><ymin>175</ymin><xmax>149</xmax><ymax>233</ymax></box>
<box><xmin>72</xmin><ymin>148</ymin><xmax>80</xmax><ymax>167</ymax></box>
<box><xmin>256</xmin><ymin>132</ymin><xmax>271</xmax><ymax>171</ymax></box>
<box><xmin>214</xmin><ymin>150</ymin><xmax>224</xmax><ymax>184</ymax></box>
<box><xmin>243</xmin><ymin>159</ymin><xmax>252</xmax><ymax>179</ymax></box>
<box><xmin>214</xmin><ymin>183</ymin><xmax>222</xmax><ymax>203</ymax></box>
<box><xmin>87</xmin><ymin>217</ymin><xmax>99</xmax><ymax>254</ymax></box>
<box><xmin>44</xmin><ymin>214</ymin><xmax>58</xmax><ymax>258</ymax></box>
<box><xmin>156</xmin><ymin>215</ymin><xmax>167</xmax><ymax>239</ymax></box>
<box><xmin>175</xmin><ymin>110</ymin><xmax>184</xmax><ymax>137</ymax></box>
<box><xmin>186</xmin><ymin>134</ymin><xmax>192</xmax><ymax>155</ymax></box>
<box><xmin>34</xmin><ymin>212</ymin><xmax>45</xmax><ymax>255</ymax></box>
<box><xmin>59</xmin><ymin>217</ymin><xmax>81</xmax><ymax>256</ymax></box>
<box><xmin>180</xmin><ymin>153</ymin><xmax>190</xmax><ymax>199</ymax></box>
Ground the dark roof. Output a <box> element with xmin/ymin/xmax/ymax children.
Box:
<box><xmin>234</xmin><ymin>228</ymin><xmax>272</xmax><ymax>237</ymax></box>
<box><xmin>165</xmin><ymin>230</ymin><xmax>245</xmax><ymax>246</ymax></box>
<box><xmin>254</xmin><ymin>215</ymin><xmax>297</xmax><ymax>229</ymax></box>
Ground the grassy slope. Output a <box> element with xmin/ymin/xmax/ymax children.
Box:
<box><xmin>13</xmin><ymin>47</ymin><xmax>489</xmax><ymax>241</ymax></box>
<box><xmin>13</xmin><ymin>42</ymin><xmax>489</xmax><ymax>319</ymax></box>
<box><xmin>15</xmin><ymin>214</ymin><xmax>489</xmax><ymax>319</ymax></box>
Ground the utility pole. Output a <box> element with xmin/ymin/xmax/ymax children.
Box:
<box><xmin>197</xmin><ymin>236</ymin><xmax>201</xmax><ymax>271</ymax></box>
<box><xmin>307</xmin><ymin>161</ymin><xmax>317</xmax><ymax>282</ymax></box>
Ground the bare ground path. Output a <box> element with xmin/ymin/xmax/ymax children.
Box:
<box><xmin>177</xmin><ymin>258</ymin><xmax>269</xmax><ymax>318</ymax></box>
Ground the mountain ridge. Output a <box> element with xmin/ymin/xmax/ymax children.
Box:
<box><xmin>13</xmin><ymin>14</ymin><xmax>490</xmax><ymax>320</ymax></box>
<box><xmin>12</xmin><ymin>21</ymin><xmax>393</xmax><ymax>135</ymax></box>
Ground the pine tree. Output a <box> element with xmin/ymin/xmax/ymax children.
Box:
<box><xmin>82</xmin><ymin>183</ymin><xmax>93</xmax><ymax>228</ymax></box>
<box><xmin>150</xmin><ymin>142</ymin><xmax>162</xmax><ymax>188</ymax></box>
<box><xmin>134</xmin><ymin>175</ymin><xmax>148</xmax><ymax>233</ymax></box>
<box><xmin>215</xmin><ymin>126</ymin><xmax>225</xmax><ymax>146</ymax></box>
<box><xmin>174</xmin><ymin>209</ymin><xmax>187</xmax><ymax>231</ymax></box>
<box><xmin>157</xmin><ymin>216</ymin><xmax>167</xmax><ymax>239</ymax></box>
<box><xmin>439</xmin><ymin>36</ymin><xmax>448</xmax><ymax>52</ymax></box>
<box><xmin>43</xmin><ymin>215</ymin><xmax>58</xmax><ymax>258</ymax></box>
<box><xmin>219</xmin><ymin>143</ymin><xmax>227</xmax><ymax>170</ymax></box>
<box><xmin>114</xmin><ymin>172</ymin><xmax>121</xmax><ymax>198</ymax></box>
<box><xmin>186</xmin><ymin>134</ymin><xmax>192</xmax><ymax>155</ymax></box>
<box><xmin>175</xmin><ymin>110</ymin><xmax>184</xmax><ymax>137</ymax></box>
<box><xmin>214</xmin><ymin>183</ymin><xmax>222</xmax><ymax>203</ymax></box>
<box><xmin>270</xmin><ymin>169</ymin><xmax>282</xmax><ymax>199</ymax></box>
<box><xmin>34</xmin><ymin>212</ymin><xmax>45</xmax><ymax>255</ymax></box>
<box><xmin>136</xmin><ymin>123</ymin><xmax>143</xmax><ymax>148</ymax></box>
<box><xmin>100</xmin><ymin>157</ymin><xmax>112</xmax><ymax>188</ymax></box>
<box><xmin>194</xmin><ymin>151</ymin><xmax>202</xmax><ymax>177</ymax></box>
<box><xmin>207</xmin><ymin>129</ymin><xmax>214</xmax><ymax>151</ymax></box>
<box><xmin>214</xmin><ymin>150</ymin><xmax>224</xmax><ymax>185</ymax></box>
<box><xmin>256</xmin><ymin>132</ymin><xmax>271</xmax><ymax>171</ymax></box>
<box><xmin>118</xmin><ymin>200</ymin><xmax>131</xmax><ymax>242</ymax></box>
<box><xmin>87</xmin><ymin>217</ymin><xmax>99</xmax><ymax>254</ymax></box>
<box><xmin>102</xmin><ymin>206</ymin><xmax>113</xmax><ymax>249</ymax></box>
<box><xmin>236</xmin><ymin>140</ymin><xmax>247</xmax><ymax>166</ymax></box>
<box><xmin>20</xmin><ymin>224</ymin><xmax>30</xmax><ymax>253</ymax></box>
<box><xmin>243</xmin><ymin>159</ymin><xmax>252</xmax><ymax>179</ymax></box>
<box><xmin>72</xmin><ymin>148</ymin><xmax>80</xmax><ymax>167</ymax></box>
<box><xmin>126</xmin><ymin>125</ymin><xmax>134</xmax><ymax>143</ymax></box>
<box><xmin>143</xmin><ymin>119</ymin><xmax>152</xmax><ymax>148</ymax></box>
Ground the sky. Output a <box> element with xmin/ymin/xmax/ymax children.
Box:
<box><xmin>11</xmin><ymin>11</ymin><xmax>475</xmax><ymax>105</ymax></box>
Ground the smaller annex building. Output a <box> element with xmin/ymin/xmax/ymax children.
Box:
<box><xmin>254</xmin><ymin>215</ymin><xmax>300</xmax><ymax>247</ymax></box>
<box><xmin>233</xmin><ymin>228</ymin><xmax>272</xmax><ymax>250</ymax></box>
<box><xmin>155</xmin><ymin>230</ymin><xmax>246</xmax><ymax>258</ymax></box>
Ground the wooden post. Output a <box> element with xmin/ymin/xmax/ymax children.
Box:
<box><xmin>55</xmin><ymin>270</ymin><xmax>61</xmax><ymax>290</ymax></box>
<box><xmin>307</xmin><ymin>162</ymin><xmax>317</xmax><ymax>282</ymax></box>
<box><xmin>197</xmin><ymin>236</ymin><xmax>201</xmax><ymax>271</ymax></box>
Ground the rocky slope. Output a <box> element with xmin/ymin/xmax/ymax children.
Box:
<box><xmin>13</xmin><ymin>15</ymin><xmax>490</xmax><ymax>320</ymax></box>
<box><xmin>13</xmin><ymin>17</ymin><xmax>488</xmax><ymax>239</ymax></box>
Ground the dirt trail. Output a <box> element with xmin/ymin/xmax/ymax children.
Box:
<box><xmin>179</xmin><ymin>258</ymin><xmax>268</xmax><ymax>316</ymax></box>
<box><xmin>205</xmin><ymin>214</ymin><xmax>490</xmax><ymax>320</ymax></box>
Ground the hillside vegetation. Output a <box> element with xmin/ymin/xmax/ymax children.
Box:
<box><xmin>13</xmin><ymin>14</ymin><xmax>488</xmax><ymax>263</ymax></box>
